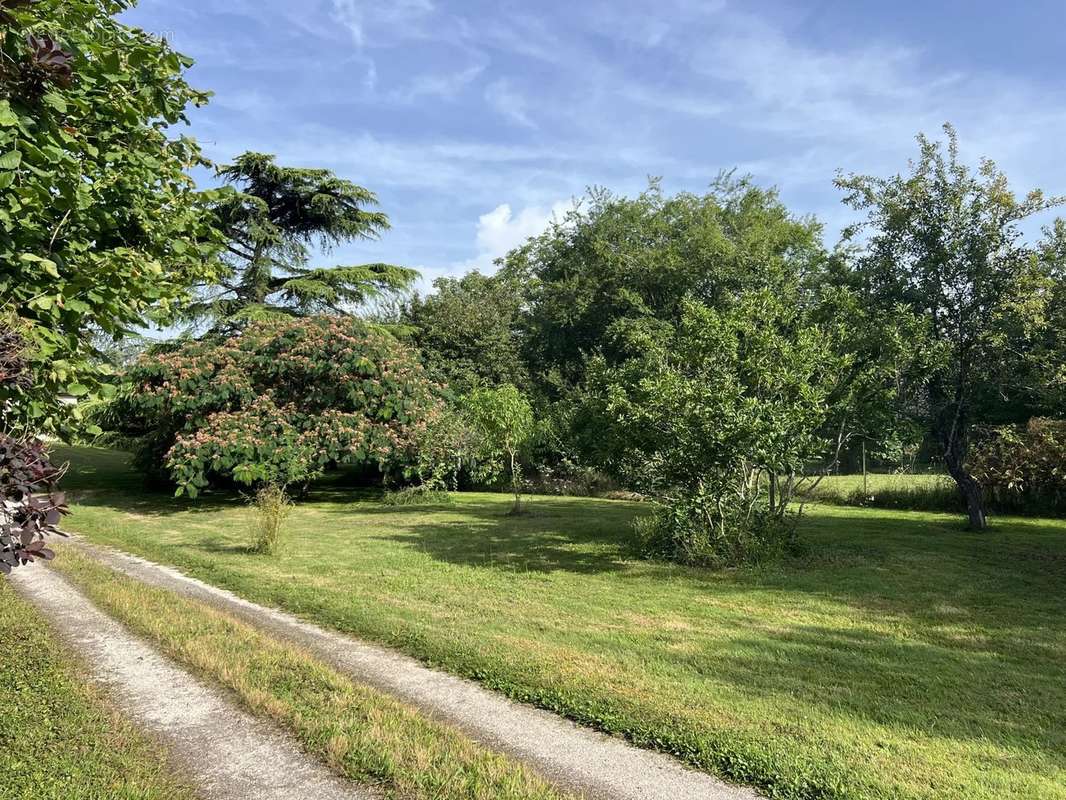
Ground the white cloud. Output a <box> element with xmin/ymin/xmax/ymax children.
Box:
<box><xmin>330</xmin><ymin>0</ymin><xmax>364</xmax><ymax>46</ymax></box>
<box><xmin>454</xmin><ymin>200</ymin><xmax>572</xmax><ymax>274</ymax></box>
<box><xmin>484</xmin><ymin>79</ymin><xmax>536</xmax><ymax>128</ymax></box>
<box><xmin>391</xmin><ymin>60</ymin><xmax>487</xmax><ymax>102</ymax></box>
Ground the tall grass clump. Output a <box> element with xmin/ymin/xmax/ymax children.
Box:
<box><xmin>381</xmin><ymin>485</ymin><xmax>454</xmax><ymax>506</ymax></box>
<box><xmin>251</xmin><ymin>484</ymin><xmax>292</xmax><ymax>555</ymax></box>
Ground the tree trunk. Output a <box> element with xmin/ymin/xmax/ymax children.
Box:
<box><xmin>945</xmin><ymin>455</ymin><xmax>986</xmax><ymax>530</ymax></box>
<box><xmin>941</xmin><ymin>416</ymin><xmax>987</xmax><ymax>531</ymax></box>
<box><xmin>509</xmin><ymin>448</ymin><xmax>521</xmax><ymax>513</ymax></box>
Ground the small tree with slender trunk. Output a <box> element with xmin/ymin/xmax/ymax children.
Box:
<box><xmin>466</xmin><ymin>385</ymin><xmax>535</xmax><ymax>513</ymax></box>
<box><xmin>836</xmin><ymin>125</ymin><xmax>1065</xmax><ymax>530</ymax></box>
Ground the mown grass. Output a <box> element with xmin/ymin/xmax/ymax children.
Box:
<box><xmin>54</xmin><ymin>445</ymin><xmax>1066</xmax><ymax>800</ymax></box>
<box><xmin>51</xmin><ymin>547</ymin><xmax>572</xmax><ymax>800</ymax></box>
<box><xmin>0</xmin><ymin>579</ymin><xmax>196</xmax><ymax>800</ymax></box>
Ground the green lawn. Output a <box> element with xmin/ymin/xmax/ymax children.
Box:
<box><xmin>50</xmin><ymin>548</ymin><xmax>571</xmax><ymax>800</ymax></box>
<box><xmin>53</xmin><ymin>446</ymin><xmax>1066</xmax><ymax>800</ymax></box>
<box><xmin>0</xmin><ymin>579</ymin><xmax>196</xmax><ymax>800</ymax></box>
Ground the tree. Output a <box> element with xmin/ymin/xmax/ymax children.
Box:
<box><xmin>505</xmin><ymin>176</ymin><xmax>827</xmax><ymax>393</ymax></box>
<box><xmin>183</xmin><ymin>152</ymin><xmax>418</xmax><ymax>336</ymax></box>
<box><xmin>836</xmin><ymin>125</ymin><xmax>1065</xmax><ymax>529</ymax></box>
<box><xmin>118</xmin><ymin>317</ymin><xmax>443</xmax><ymax>496</ymax></box>
<box><xmin>585</xmin><ymin>290</ymin><xmax>843</xmax><ymax>565</ymax></box>
<box><xmin>0</xmin><ymin>0</ymin><xmax>222</xmax><ymax>435</ymax></box>
<box><xmin>404</xmin><ymin>270</ymin><xmax>529</xmax><ymax>394</ymax></box>
<box><xmin>466</xmin><ymin>385</ymin><xmax>535</xmax><ymax>513</ymax></box>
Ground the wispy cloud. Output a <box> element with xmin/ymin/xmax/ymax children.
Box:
<box><xmin>126</xmin><ymin>0</ymin><xmax>1066</xmax><ymax>289</ymax></box>
<box><xmin>484</xmin><ymin>79</ymin><xmax>536</xmax><ymax>128</ymax></box>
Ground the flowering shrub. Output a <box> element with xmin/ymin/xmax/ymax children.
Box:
<box><xmin>121</xmin><ymin>318</ymin><xmax>445</xmax><ymax>496</ymax></box>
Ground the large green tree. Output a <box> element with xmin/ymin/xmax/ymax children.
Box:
<box><xmin>586</xmin><ymin>289</ymin><xmax>843</xmax><ymax>565</ymax></box>
<box><xmin>183</xmin><ymin>152</ymin><xmax>418</xmax><ymax>336</ymax></box>
<box><xmin>505</xmin><ymin>176</ymin><xmax>827</xmax><ymax>392</ymax></box>
<box><xmin>403</xmin><ymin>270</ymin><xmax>528</xmax><ymax>394</ymax></box>
<box><xmin>0</xmin><ymin>0</ymin><xmax>222</xmax><ymax>434</ymax></box>
<box><xmin>835</xmin><ymin>125</ymin><xmax>1065</xmax><ymax>529</ymax></box>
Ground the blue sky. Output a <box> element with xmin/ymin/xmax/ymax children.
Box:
<box><xmin>126</xmin><ymin>0</ymin><xmax>1066</xmax><ymax>292</ymax></box>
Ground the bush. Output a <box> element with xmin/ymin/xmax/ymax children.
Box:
<box><xmin>250</xmin><ymin>484</ymin><xmax>291</xmax><ymax>555</ymax></box>
<box><xmin>381</xmin><ymin>485</ymin><xmax>454</xmax><ymax>506</ymax></box>
<box><xmin>118</xmin><ymin>317</ymin><xmax>445</xmax><ymax>495</ymax></box>
<box><xmin>634</xmin><ymin>499</ymin><xmax>802</xmax><ymax>569</ymax></box>
<box><xmin>969</xmin><ymin>419</ymin><xmax>1066</xmax><ymax>515</ymax></box>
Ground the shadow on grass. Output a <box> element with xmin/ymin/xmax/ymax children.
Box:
<box><xmin>372</xmin><ymin>498</ymin><xmax>645</xmax><ymax>575</ymax></box>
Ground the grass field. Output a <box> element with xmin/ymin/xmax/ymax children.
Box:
<box><xmin>53</xmin><ymin>446</ymin><xmax>1066</xmax><ymax>800</ymax></box>
<box><xmin>0</xmin><ymin>579</ymin><xmax>195</xmax><ymax>800</ymax></box>
<box><xmin>50</xmin><ymin>548</ymin><xmax>570</xmax><ymax>800</ymax></box>
<box><xmin>806</xmin><ymin>472</ymin><xmax>953</xmax><ymax>499</ymax></box>
<box><xmin>802</xmin><ymin>472</ymin><xmax>960</xmax><ymax>512</ymax></box>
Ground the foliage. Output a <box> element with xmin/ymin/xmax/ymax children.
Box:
<box><xmin>586</xmin><ymin>290</ymin><xmax>843</xmax><ymax>565</ymax></box>
<box><xmin>249</xmin><ymin>483</ymin><xmax>291</xmax><ymax>555</ymax></box>
<box><xmin>0</xmin><ymin>434</ymin><xmax>67</xmax><ymax>573</ymax></box>
<box><xmin>968</xmin><ymin>418</ymin><xmax>1066</xmax><ymax>514</ymax></box>
<box><xmin>404</xmin><ymin>270</ymin><xmax>529</xmax><ymax>394</ymax></box>
<box><xmin>0</xmin><ymin>325</ymin><xmax>66</xmax><ymax>574</ymax></box>
<box><xmin>119</xmin><ymin>316</ymin><xmax>443</xmax><ymax>495</ymax></box>
<box><xmin>184</xmin><ymin>152</ymin><xmax>418</xmax><ymax>336</ymax></box>
<box><xmin>504</xmin><ymin>175</ymin><xmax>827</xmax><ymax>392</ymax></box>
<box><xmin>403</xmin><ymin>402</ymin><xmax>478</xmax><ymax>493</ymax></box>
<box><xmin>835</xmin><ymin>125</ymin><xmax>1065</xmax><ymax>529</ymax></box>
<box><xmin>465</xmin><ymin>385</ymin><xmax>535</xmax><ymax>512</ymax></box>
<box><xmin>0</xmin><ymin>0</ymin><xmax>222</xmax><ymax>434</ymax></box>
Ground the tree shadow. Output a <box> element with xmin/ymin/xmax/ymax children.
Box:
<box><xmin>69</xmin><ymin>487</ymin><xmax>239</xmax><ymax>516</ymax></box>
<box><xmin>374</xmin><ymin>498</ymin><xmax>644</xmax><ymax>575</ymax></box>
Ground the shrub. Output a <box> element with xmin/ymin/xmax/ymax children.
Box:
<box><xmin>635</xmin><ymin>500</ymin><xmax>802</xmax><ymax>568</ymax></box>
<box><xmin>587</xmin><ymin>292</ymin><xmax>845</xmax><ymax>566</ymax></box>
<box><xmin>119</xmin><ymin>317</ymin><xmax>444</xmax><ymax>496</ymax></box>
<box><xmin>250</xmin><ymin>484</ymin><xmax>291</xmax><ymax>555</ymax></box>
<box><xmin>381</xmin><ymin>485</ymin><xmax>454</xmax><ymax>506</ymax></box>
<box><xmin>0</xmin><ymin>327</ymin><xmax>68</xmax><ymax>574</ymax></box>
<box><xmin>969</xmin><ymin>419</ymin><xmax>1066</xmax><ymax>514</ymax></box>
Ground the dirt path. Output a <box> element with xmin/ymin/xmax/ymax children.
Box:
<box><xmin>69</xmin><ymin>539</ymin><xmax>759</xmax><ymax>800</ymax></box>
<box><xmin>9</xmin><ymin>564</ymin><xmax>375</xmax><ymax>800</ymax></box>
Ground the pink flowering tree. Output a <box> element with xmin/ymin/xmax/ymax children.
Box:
<box><xmin>119</xmin><ymin>317</ymin><xmax>445</xmax><ymax>497</ymax></box>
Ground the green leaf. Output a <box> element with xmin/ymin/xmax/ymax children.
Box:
<box><xmin>41</xmin><ymin>93</ymin><xmax>68</xmax><ymax>113</ymax></box>
<box><xmin>0</xmin><ymin>102</ymin><xmax>18</xmax><ymax>127</ymax></box>
<box><xmin>65</xmin><ymin>383</ymin><xmax>90</xmax><ymax>397</ymax></box>
<box><xmin>0</xmin><ymin>150</ymin><xmax>21</xmax><ymax>170</ymax></box>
